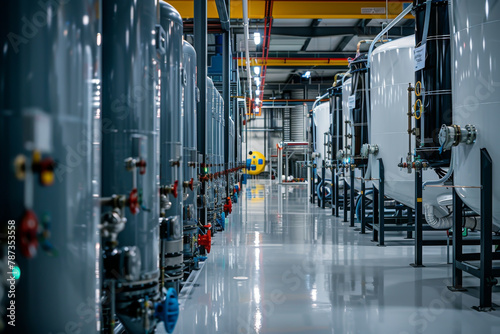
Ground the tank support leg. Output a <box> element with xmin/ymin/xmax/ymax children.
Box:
<box><xmin>411</xmin><ymin>168</ymin><xmax>424</xmax><ymax>267</ymax></box>
<box><xmin>360</xmin><ymin>179</ymin><xmax>366</xmax><ymax>234</ymax></box>
<box><xmin>343</xmin><ymin>176</ymin><xmax>348</xmax><ymax>222</ymax></box>
<box><xmin>350</xmin><ymin>168</ymin><xmax>355</xmax><ymax>227</ymax></box>
<box><xmin>372</xmin><ymin>184</ymin><xmax>379</xmax><ymax>243</ymax></box>
<box><xmin>448</xmin><ymin>191</ymin><xmax>466</xmax><ymax>292</ymax></box>
<box><xmin>377</xmin><ymin>158</ymin><xmax>385</xmax><ymax>246</ymax></box>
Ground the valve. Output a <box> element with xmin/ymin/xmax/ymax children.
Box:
<box><xmin>189</xmin><ymin>178</ymin><xmax>194</xmax><ymax>191</ymax></box>
<box><xmin>360</xmin><ymin>144</ymin><xmax>379</xmax><ymax>159</ymax></box>
<box><xmin>198</xmin><ymin>228</ymin><xmax>212</xmax><ymax>253</ymax></box>
<box><xmin>172</xmin><ymin>180</ymin><xmax>178</xmax><ymax>198</ymax></box>
<box><xmin>224</xmin><ymin>197</ymin><xmax>232</xmax><ymax>215</ymax></box>
<box><xmin>439</xmin><ymin>124</ymin><xmax>477</xmax><ymax>152</ymax></box>
<box><xmin>155</xmin><ymin>288</ymin><xmax>179</xmax><ymax>333</ymax></box>
<box><xmin>128</xmin><ymin>188</ymin><xmax>140</xmax><ymax>214</ymax></box>
<box><xmin>125</xmin><ymin>157</ymin><xmax>147</xmax><ymax>175</ymax></box>
<box><xmin>20</xmin><ymin>210</ymin><xmax>39</xmax><ymax>258</ymax></box>
<box><xmin>38</xmin><ymin>157</ymin><xmax>56</xmax><ymax>186</ymax></box>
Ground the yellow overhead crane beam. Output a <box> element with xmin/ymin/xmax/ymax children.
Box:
<box><xmin>164</xmin><ymin>1</ymin><xmax>413</xmax><ymax>20</ymax></box>
<box><xmin>237</xmin><ymin>57</ymin><xmax>349</xmax><ymax>67</ymax></box>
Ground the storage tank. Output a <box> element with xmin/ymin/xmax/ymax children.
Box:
<box><xmin>445</xmin><ymin>0</ymin><xmax>500</xmax><ymax>229</ymax></box>
<box><xmin>368</xmin><ymin>35</ymin><xmax>454</xmax><ymax>226</ymax></box>
<box><xmin>339</xmin><ymin>78</ymin><xmax>367</xmax><ymax>191</ymax></box>
<box><xmin>206</xmin><ymin>78</ymin><xmax>216</xmax><ymax>213</ymax></box>
<box><xmin>0</xmin><ymin>1</ymin><xmax>101</xmax><ymax>332</ymax></box>
<box><xmin>313</xmin><ymin>101</ymin><xmax>332</xmax><ymax>179</ymax></box>
<box><xmin>182</xmin><ymin>41</ymin><xmax>199</xmax><ymax>272</ymax></box>
<box><xmin>158</xmin><ymin>1</ymin><xmax>184</xmax><ymax>292</ymax></box>
<box><xmin>101</xmin><ymin>0</ymin><xmax>161</xmax><ymax>331</ymax></box>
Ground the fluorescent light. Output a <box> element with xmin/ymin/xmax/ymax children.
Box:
<box><xmin>254</xmin><ymin>77</ymin><xmax>261</xmax><ymax>86</ymax></box>
<box><xmin>253</xmin><ymin>32</ymin><xmax>261</xmax><ymax>45</ymax></box>
<box><xmin>255</xmin><ymin>97</ymin><xmax>260</xmax><ymax>104</ymax></box>
<box><xmin>302</xmin><ymin>71</ymin><xmax>311</xmax><ymax>79</ymax></box>
<box><xmin>253</xmin><ymin>66</ymin><xmax>261</xmax><ymax>75</ymax></box>
<box><xmin>255</xmin><ymin>89</ymin><xmax>260</xmax><ymax>95</ymax></box>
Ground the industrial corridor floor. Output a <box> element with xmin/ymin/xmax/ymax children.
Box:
<box><xmin>168</xmin><ymin>180</ymin><xmax>500</xmax><ymax>334</ymax></box>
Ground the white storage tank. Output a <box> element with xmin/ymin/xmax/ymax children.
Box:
<box><xmin>368</xmin><ymin>35</ymin><xmax>453</xmax><ymax>225</ymax></box>
<box><xmin>448</xmin><ymin>0</ymin><xmax>500</xmax><ymax>229</ymax></box>
<box><xmin>313</xmin><ymin>101</ymin><xmax>332</xmax><ymax>179</ymax></box>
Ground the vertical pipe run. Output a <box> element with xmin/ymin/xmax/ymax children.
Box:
<box><xmin>343</xmin><ymin>178</ymin><xmax>348</xmax><ymax>222</ymax></box>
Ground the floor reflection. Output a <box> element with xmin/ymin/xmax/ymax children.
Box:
<box><xmin>167</xmin><ymin>180</ymin><xmax>500</xmax><ymax>334</ymax></box>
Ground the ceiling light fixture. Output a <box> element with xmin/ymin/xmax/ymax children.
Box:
<box><xmin>253</xmin><ymin>32</ymin><xmax>261</xmax><ymax>45</ymax></box>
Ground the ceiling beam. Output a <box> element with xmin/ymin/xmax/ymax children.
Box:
<box><xmin>334</xmin><ymin>18</ymin><xmax>371</xmax><ymax>52</ymax></box>
<box><xmin>300</xmin><ymin>19</ymin><xmax>322</xmax><ymax>52</ymax></box>
<box><xmin>237</xmin><ymin>57</ymin><xmax>348</xmax><ymax>68</ymax></box>
<box><xmin>269</xmin><ymin>24</ymin><xmax>413</xmax><ymax>37</ymax></box>
<box><xmin>166</xmin><ymin>1</ymin><xmax>413</xmax><ymax>20</ymax></box>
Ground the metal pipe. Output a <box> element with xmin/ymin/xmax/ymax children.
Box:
<box><xmin>367</xmin><ymin>3</ymin><xmax>413</xmax><ymax>68</ymax></box>
<box><xmin>422</xmin><ymin>151</ymin><xmax>454</xmax><ymax>189</ymax></box>
<box><xmin>242</xmin><ymin>0</ymin><xmax>252</xmax><ymax>100</ymax></box>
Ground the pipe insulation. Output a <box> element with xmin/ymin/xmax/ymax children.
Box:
<box><xmin>242</xmin><ymin>0</ymin><xmax>252</xmax><ymax>100</ymax></box>
<box><xmin>424</xmin><ymin>204</ymin><xmax>480</xmax><ymax>230</ymax></box>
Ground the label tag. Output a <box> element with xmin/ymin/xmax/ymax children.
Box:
<box><xmin>348</xmin><ymin>95</ymin><xmax>356</xmax><ymax>109</ymax></box>
<box><xmin>414</xmin><ymin>44</ymin><xmax>426</xmax><ymax>71</ymax></box>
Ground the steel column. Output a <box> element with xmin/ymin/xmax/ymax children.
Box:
<box><xmin>360</xmin><ymin>179</ymin><xmax>366</xmax><ymax>234</ymax></box>
<box><xmin>350</xmin><ymin>168</ymin><xmax>355</xmax><ymax>227</ymax></box>
<box><xmin>448</xmin><ymin>190</ymin><xmax>466</xmax><ymax>291</ymax></box>
<box><xmin>478</xmin><ymin>148</ymin><xmax>493</xmax><ymax>310</ymax></box>
<box><xmin>411</xmin><ymin>168</ymin><xmax>424</xmax><ymax>267</ymax></box>
<box><xmin>378</xmin><ymin>159</ymin><xmax>385</xmax><ymax>246</ymax></box>
<box><xmin>343</xmin><ymin>176</ymin><xmax>348</xmax><ymax>222</ymax></box>
<box><xmin>321</xmin><ymin>161</ymin><xmax>326</xmax><ymax>209</ymax></box>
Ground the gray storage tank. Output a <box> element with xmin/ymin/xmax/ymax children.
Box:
<box><xmin>101</xmin><ymin>0</ymin><xmax>161</xmax><ymax>331</ymax></box>
<box><xmin>182</xmin><ymin>41</ymin><xmax>199</xmax><ymax>272</ymax></box>
<box><xmin>0</xmin><ymin>0</ymin><xmax>101</xmax><ymax>332</ymax></box>
<box><xmin>158</xmin><ymin>1</ymin><xmax>184</xmax><ymax>292</ymax></box>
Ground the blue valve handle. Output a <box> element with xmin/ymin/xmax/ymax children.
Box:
<box><xmin>155</xmin><ymin>288</ymin><xmax>179</xmax><ymax>333</ymax></box>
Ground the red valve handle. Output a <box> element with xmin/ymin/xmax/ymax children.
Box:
<box><xmin>189</xmin><ymin>178</ymin><xmax>194</xmax><ymax>191</ymax></box>
<box><xmin>20</xmin><ymin>210</ymin><xmax>39</xmax><ymax>258</ymax></box>
<box><xmin>172</xmin><ymin>180</ymin><xmax>178</xmax><ymax>198</ymax></box>
<box><xmin>138</xmin><ymin>160</ymin><xmax>147</xmax><ymax>175</ymax></box>
<box><xmin>129</xmin><ymin>188</ymin><xmax>139</xmax><ymax>215</ymax></box>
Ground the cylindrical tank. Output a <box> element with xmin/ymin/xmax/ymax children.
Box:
<box><xmin>450</xmin><ymin>0</ymin><xmax>500</xmax><ymax>229</ymax></box>
<box><xmin>330</xmin><ymin>83</ymin><xmax>344</xmax><ymax>165</ymax></box>
<box><xmin>206</xmin><ymin>78</ymin><xmax>215</xmax><ymax>212</ymax></box>
<box><xmin>313</xmin><ymin>101</ymin><xmax>332</xmax><ymax>179</ymax></box>
<box><xmin>414</xmin><ymin>0</ymin><xmax>452</xmax><ymax>165</ymax></box>
<box><xmin>182</xmin><ymin>41</ymin><xmax>199</xmax><ymax>272</ymax></box>
<box><xmin>101</xmin><ymin>0</ymin><xmax>160</xmax><ymax>331</ymax></box>
<box><xmin>0</xmin><ymin>1</ymin><xmax>101</xmax><ymax>332</ymax></box>
<box><xmin>159</xmin><ymin>2</ymin><xmax>183</xmax><ymax>219</ymax></box>
<box><xmin>158</xmin><ymin>1</ymin><xmax>184</xmax><ymax>292</ymax></box>
<box><xmin>369</xmin><ymin>35</ymin><xmax>451</xmax><ymax>215</ymax></box>
<box><xmin>340</xmin><ymin>78</ymin><xmax>366</xmax><ymax>190</ymax></box>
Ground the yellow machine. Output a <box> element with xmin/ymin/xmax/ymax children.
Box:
<box><xmin>245</xmin><ymin>151</ymin><xmax>266</xmax><ymax>175</ymax></box>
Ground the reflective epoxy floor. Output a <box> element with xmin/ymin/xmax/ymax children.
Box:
<box><xmin>168</xmin><ymin>180</ymin><xmax>500</xmax><ymax>334</ymax></box>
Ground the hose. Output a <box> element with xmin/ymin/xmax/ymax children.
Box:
<box><xmin>424</xmin><ymin>204</ymin><xmax>480</xmax><ymax>230</ymax></box>
<box><xmin>316</xmin><ymin>179</ymin><xmax>332</xmax><ymax>200</ymax></box>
